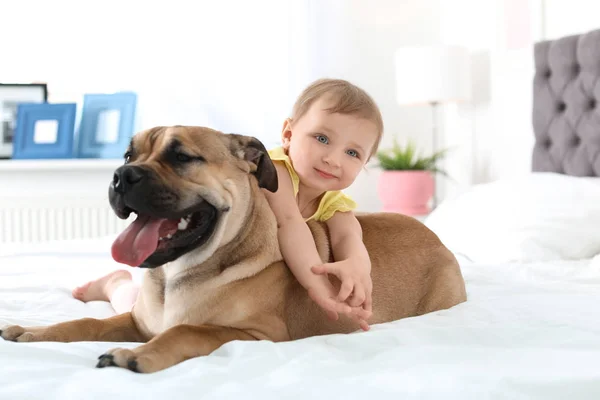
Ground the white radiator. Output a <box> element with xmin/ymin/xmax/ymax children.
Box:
<box><xmin>0</xmin><ymin>202</ymin><xmax>133</xmax><ymax>244</ymax></box>
<box><xmin>0</xmin><ymin>159</ymin><xmax>130</xmax><ymax>245</ymax></box>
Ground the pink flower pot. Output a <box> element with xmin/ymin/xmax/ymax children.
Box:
<box><xmin>377</xmin><ymin>171</ymin><xmax>435</xmax><ymax>215</ymax></box>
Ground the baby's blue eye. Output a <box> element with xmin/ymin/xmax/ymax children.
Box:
<box><xmin>316</xmin><ymin>135</ymin><xmax>328</xmax><ymax>144</ymax></box>
<box><xmin>347</xmin><ymin>149</ymin><xmax>358</xmax><ymax>158</ymax></box>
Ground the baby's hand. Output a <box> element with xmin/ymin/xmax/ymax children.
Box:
<box><xmin>305</xmin><ymin>275</ymin><xmax>370</xmax><ymax>331</ymax></box>
<box><xmin>311</xmin><ymin>259</ymin><xmax>373</xmax><ymax>328</ymax></box>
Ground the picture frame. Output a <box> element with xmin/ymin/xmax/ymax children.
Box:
<box><xmin>0</xmin><ymin>83</ymin><xmax>48</xmax><ymax>159</ymax></box>
<box><xmin>76</xmin><ymin>92</ymin><xmax>137</xmax><ymax>159</ymax></box>
<box><xmin>11</xmin><ymin>103</ymin><xmax>77</xmax><ymax>160</ymax></box>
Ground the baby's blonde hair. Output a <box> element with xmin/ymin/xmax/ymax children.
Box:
<box><xmin>291</xmin><ymin>78</ymin><xmax>384</xmax><ymax>159</ymax></box>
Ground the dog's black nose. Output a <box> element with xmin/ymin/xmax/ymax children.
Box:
<box><xmin>113</xmin><ymin>166</ymin><xmax>145</xmax><ymax>194</ymax></box>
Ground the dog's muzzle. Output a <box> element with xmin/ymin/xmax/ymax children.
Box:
<box><xmin>107</xmin><ymin>165</ymin><xmax>220</xmax><ymax>269</ymax></box>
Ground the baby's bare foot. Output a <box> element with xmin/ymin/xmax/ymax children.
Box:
<box><xmin>72</xmin><ymin>270</ymin><xmax>133</xmax><ymax>303</ymax></box>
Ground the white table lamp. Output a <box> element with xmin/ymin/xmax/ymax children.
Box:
<box><xmin>393</xmin><ymin>45</ymin><xmax>471</xmax><ymax>207</ymax></box>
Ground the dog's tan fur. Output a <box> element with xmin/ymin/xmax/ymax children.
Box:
<box><xmin>0</xmin><ymin>126</ymin><xmax>467</xmax><ymax>373</ymax></box>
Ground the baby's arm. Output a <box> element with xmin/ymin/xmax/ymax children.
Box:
<box><xmin>262</xmin><ymin>163</ymin><xmax>351</xmax><ymax>318</ymax></box>
<box><xmin>313</xmin><ymin>211</ymin><xmax>373</xmax><ymax>320</ymax></box>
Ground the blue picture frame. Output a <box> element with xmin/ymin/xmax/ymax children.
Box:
<box><xmin>12</xmin><ymin>103</ymin><xmax>76</xmax><ymax>159</ymax></box>
<box><xmin>76</xmin><ymin>92</ymin><xmax>137</xmax><ymax>159</ymax></box>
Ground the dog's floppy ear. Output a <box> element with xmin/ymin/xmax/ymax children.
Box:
<box><xmin>228</xmin><ymin>134</ymin><xmax>278</xmax><ymax>193</ymax></box>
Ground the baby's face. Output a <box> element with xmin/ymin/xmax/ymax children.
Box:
<box><xmin>283</xmin><ymin>98</ymin><xmax>379</xmax><ymax>193</ymax></box>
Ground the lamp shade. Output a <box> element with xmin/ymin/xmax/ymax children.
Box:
<box><xmin>394</xmin><ymin>46</ymin><xmax>471</xmax><ymax>106</ymax></box>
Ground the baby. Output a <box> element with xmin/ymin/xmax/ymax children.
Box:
<box><xmin>73</xmin><ymin>78</ymin><xmax>384</xmax><ymax>330</ymax></box>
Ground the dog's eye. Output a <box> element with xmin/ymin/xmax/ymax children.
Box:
<box><xmin>171</xmin><ymin>151</ymin><xmax>204</xmax><ymax>164</ymax></box>
<box><xmin>124</xmin><ymin>152</ymin><xmax>132</xmax><ymax>164</ymax></box>
<box><xmin>176</xmin><ymin>153</ymin><xmax>192</xmax><ymax>162</ymax></box>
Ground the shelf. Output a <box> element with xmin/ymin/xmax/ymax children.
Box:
<box><xmin>0</xmin><ymin>159</ymin><xmax>123</xmax><ymax>172</ymax></box>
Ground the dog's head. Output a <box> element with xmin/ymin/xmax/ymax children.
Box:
<box><xmin>108</xmin><ymin>126</ymin><xmax>278</xmax><ymax>269</ymax></box>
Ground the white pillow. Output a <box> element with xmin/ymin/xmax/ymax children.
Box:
<box><xmin>424</xmin><ymin>172</ymin><xmax>600</xmax><ymax>264</ymax></box>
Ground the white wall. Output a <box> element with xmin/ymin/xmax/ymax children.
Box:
<box><xmin>432</xmin><ymin>0</ymin><xmax>543</xmax><ymax>202</ymax></box>
<box><xmin>437</xmin><ymin>0</ymin><xmax>500</xmax><ymax>201</ymax></box>
<box><xmin>543</xmin><ymin>0</ymin><xmax>600</xmax><ymax>39</ymax></box>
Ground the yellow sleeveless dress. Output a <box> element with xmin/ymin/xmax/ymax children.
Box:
<box><xmin>267</xmin><ymin>147</ymin><xmax>357</xmax><ymax>222</ymax></box>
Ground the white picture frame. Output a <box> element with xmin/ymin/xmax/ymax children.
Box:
<box><xmin>0</xmin><ymin>83</ymin><xmax>48</xmax><ymax>159</ymax></box>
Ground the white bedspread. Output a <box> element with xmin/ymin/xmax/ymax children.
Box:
<box><xmin>1</xmin><ymin>238</ymin><xmax>600</xmax><ymax>400</ymax></box>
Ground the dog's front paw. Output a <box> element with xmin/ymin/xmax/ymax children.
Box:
<box><xmin>96</xmin><ymin>348</ymin><xmax>164</xmax><ymax>373</ymax></box>
<box><xmin>0</xmin><ymin>325</ymin><xmax>43</xmax><ymax>342</ymax></box>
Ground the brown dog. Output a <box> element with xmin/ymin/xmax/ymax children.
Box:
<box><xmin>0</xmin><ymin>126</ymin><xmax>466</xmax><ymax>373</ymax></box>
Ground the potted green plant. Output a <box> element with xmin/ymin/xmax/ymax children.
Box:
<box><xmin>376</xmin><ymin>139</ymin><xmax>448</xmax><ymax>216</ymax></box>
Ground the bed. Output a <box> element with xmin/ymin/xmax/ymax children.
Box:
<box><xmin>2</xmin><ymin>29</ymin><xmax>600</xmax><ymax>399</ymax></box>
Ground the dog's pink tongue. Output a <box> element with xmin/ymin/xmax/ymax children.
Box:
<box><xmin>112</xmin><ymin>215</ymin><xmax>168</xmax><ymax>266</ymax></box>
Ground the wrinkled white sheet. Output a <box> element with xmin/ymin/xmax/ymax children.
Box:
<box><xmin>1</xmin><ymin>238</ymin><xmax>600</xmax><ymax>400</ymax></box>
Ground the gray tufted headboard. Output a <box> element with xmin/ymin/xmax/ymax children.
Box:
<box><xmin>532</xmin><ymin>28</ymin><xmax>600</xmax><ymax>175</ymax></box>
